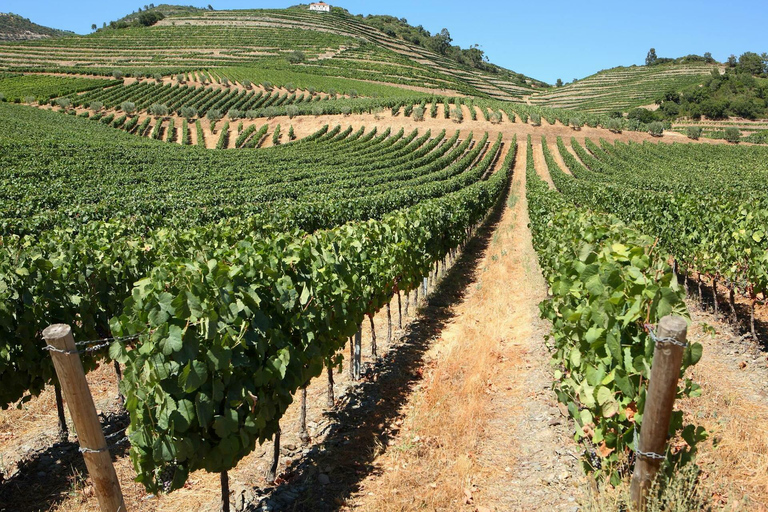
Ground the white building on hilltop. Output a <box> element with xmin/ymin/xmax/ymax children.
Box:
<box><xmin>309</xmin><ymin>2</ymin><xmax>331</xmax><ymax>12</ymax></box>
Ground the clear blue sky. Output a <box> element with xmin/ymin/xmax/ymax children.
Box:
<box><xmin>4</xmin><ymin>0</ymin><xmax>766</xmax><ymax>84</ymax></box>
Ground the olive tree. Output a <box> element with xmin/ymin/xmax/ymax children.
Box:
<box><xmin>180</xmin><ymin>106</ymin><xmax>197</xmax><ymax>120</ymax></box>
<box><xmin>450</xmin><ymin>106</ymin><xmax>464</xmax><ymax>123</ymax></box>
<box><xmin>121</xmin><ymin>101</ymin><xmax>137</xmax><ymax>115</ymax></box>
<box><xmin>149</xmin><ymin>103</ymin><xmax>169</xmax><ymax>117</ymax></box>
<box><xmin>686</xmin><ymin>126</ymin><xmax>703</xmax><ymax>140</ymax></box>
<box><xmin>648</xmin><ymin>122</ymin><xmax>665</xmax><ymax>137</ymax></box>
<box><xmin>724</xmin><ymin>127</ymin><xmax>741</xmax><ymax>143</ymax></box>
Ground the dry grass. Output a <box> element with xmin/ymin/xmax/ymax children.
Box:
<box><xmin>347</xmin><ymin>206</ymin><xmax>516</xmax><ymax>511</ymax></box>
<box><xmin>678</xmin><ymin>319</ymin><xmax>768</xmax><ymax>511</ymax></box>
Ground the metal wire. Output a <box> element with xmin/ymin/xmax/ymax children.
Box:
<box><xmin>43</xmin><ymin>333</ymin><xmax>142</xmax><ymax>355</ymax></box>
<box><xmin>645</xmin><ymin>324</ymin><xmax>689</xmax><ymax>348</ymax></box>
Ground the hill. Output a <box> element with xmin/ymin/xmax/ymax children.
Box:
<box><xmin>0</xmin><ymin>12</ymin><xmax>73</xmax><ymax>41</ymax></box>
<box><xmin>0</xmin><ymin>7</ymin><xmax>543</xmax><ymax>100</ymax></box>
<box><xmin>528</xmin><ymin>61</ymin><xmax>719</xmax><ymax>114</ymax></box>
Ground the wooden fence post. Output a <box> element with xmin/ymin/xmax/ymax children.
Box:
<box><xmin>630</xmin><ymin>315</ymin><xmax>688</xmax><ymax>511</ymax></box>
<box><xmin>43</xmin><ymin>324</ymin><xmax>126</xmax><ymax>512</ymax></box>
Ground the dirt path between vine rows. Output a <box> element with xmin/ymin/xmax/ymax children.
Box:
<box><xmin>345</xmin><ymin>142</ymin><xmax>585</xmax><ymax>511</ymax></box>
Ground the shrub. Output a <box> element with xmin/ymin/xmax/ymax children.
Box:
<box><xmin>262</xmin><ymin>81</ymin><xmax>273</xmax><ymax>91</ymax></box>
<box><xmin>686</xmin><ymin>126</ymin><xmax>703</xmax><ymax>140</ymax></box>
<box><xmin>648</xmin><ymin>122</ymin><xmax>665</xmax><ymax>137</ymax></box>
<box><xmin>286</xmin><ymin>51</ymin><xmax>306</xmax><ymax>64</ymax></box>
<box><xmin>206</xmin><ymin>109</ymin><xmax>223</xmax><ymax>122</ymax></box>
<box><xmin>724</xmin><ymin>127</ymin><xmax>741</xmax><ymax>143</ymax></box>
<box><xmin>328</xmin><ymin>88</ymin><xmax>337</xmax><ymax>98</ymax></box>
<box><xmin>308</xmin><ymin>86</ymin><xmax>316</xmax><ymax>96</ymax></box>
<box><xmin>450</xmin><ymin>106</ymin><xmax>464</xmax><ymax>123</ymax></box>
<box><xmin>605</xmin><ymin>118</ymin><xmax>623</xmax><ymax>133</ymax></box>
<box><xmin>242</xmin><ymin>80</ymin><xmax>251</xmax><ymax>89</ymax></box>
<box><xmin>56</xmin><ymin>97</ymin><xmax>71</xmax><ymax>109</ymax></box>
<box><xmin>112</xmin><ymin>69</ymin><xmax>124</xmax><ymax>80</ymax></box>
<box><xmin>264</xmin><ymin>106</ymin><xmax>279</xmax><ymax>119</ymax></box>
<box><xmin>152</xmin><ymin>73</ymin><xmax>163</xmax><ymax>82</ymax></box>
<box><xmin>121</xmin><ymin>101</ymin><xmax>136</xmax><ymax>114</ymax></box>
<box><xmin>286</xmin><ymin>105</ymin><xmax>299</xmax><ymax>119</ymax></box>
<box><xmin>413</xmin><ymin>106</ymin><xmax>425</xmax><ymax>122</ymax></box>
<box><xmin>176</xmin><ymin>74</ymin><xmax>185</xmax><ymax>83</ymax></box>
<box><xmin>530</xmin><ymin>113</ymin><xmax>542</xmax><ymax>126</ymax></box>
<box><xmin>149</xmin><ymin>103</ymin><xmax>168</xmax><ymax>117</ymax></box>
<box><xmin>341</xmin><ymin>106</ymin><xmax>351</xmax><ymax>116</ymax></box>
<box><xmin>24</xmin><ymin>95</ymin><xmax>36</xmax><ymax>104</ymax></box>
<box><xmin>285</xmin><ymin>82</ymin><xmax>296</xmax><ymax>93</ymax></box>
<box><xmin>571</xmin><ymin>118</ymin><xmax>583</xmax><ymax>130</ymax></box>
<box><xmin>227</xmin><ymin>108</ymin><xmax>242</xmax><ymax>120</ymax></box>
<box><xmin>0</xmin><ymin>93</ymin><xmax>5</xmax><ymax>102</ymax></box>
<box><xmin>349</xmin><ymin>89</ymin><xmax>358</xmax><ymax>98</ymax></box>
<box><xmin>180</xmin><ymin>106</ymin><xmax>197</xmax><ymax>119</ymax></box>
<box><xmin>489</xmin><ymin>111</ymin><xmax>502</xmax><ymax>124</ymax></box>
<box><xmin>312</xmin><ymin>105</ymin><xmax>324</xmax><ymax>116</ymax></box>
<box><xmin>245</xmin><ymin>109</ymin><xmax>258</xmax><ymax>119</ymax></box>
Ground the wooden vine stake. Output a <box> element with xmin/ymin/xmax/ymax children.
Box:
<box><xmin>353</xmin><ymin>327</ymin><xmax>362</xmax><ymax>380</ymax></box>
<box><xmin>43</xmin><ymin>324</ymin><xmax>126</xmax><ymax>512</ymax></box>
<box><xmin>221</xmin><ymin>471</ymin><xmax>230</xmax><ymax>512</ymax></box>
<box><xmin>630</xmin><ymin>316</ymin><xmax>688</xmax><ymax>511</ymax></box>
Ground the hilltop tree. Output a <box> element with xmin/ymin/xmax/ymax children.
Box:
<box><xmin>645</xmin><ymin>48</ymin><xmax>658</xmax><ymax>66</ymax></box>
<box><xmin>727</xmin><ymin>54</ymin><xmax>737</xmax><ymax>67</ymax></box>
<box><xmin>738</xmin><ymin>52</ymin><xmax>767</xmax><ymax>76</ymax></box>
<box><xmin>429</xmin><ymin>28</ymin><xmax>452</xmax><ymax>56</ymax></box>
<box><xmin>556</xmin><ymin>78</ymin><xmax>563</xmax><ymax>87</ymax></box>
<box><xmin>91</xmin><ymin>24</ymin><xmax>97</xmax><ymax>31</ymax></box>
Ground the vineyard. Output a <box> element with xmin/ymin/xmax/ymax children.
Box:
<box><xmin>529</xmin><ymin>62</ymin><xmax>718</xmax><ymax>114</ymax></box>
<box><xmin>1</xmin><ymin>4</ymin><xmax>768</xmax><ymax>512</ymax></box>
<box><xmin>0</xmin><ymin>8</ymin><xmax>539</xmax><ymax>100</ymax></box>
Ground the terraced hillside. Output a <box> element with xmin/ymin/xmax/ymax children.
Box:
<box><xmin>528</xmin><ymin>62</ymin><xmax>719</xmax><ymax>113</ymax></box>
<box><xmin>0</xmin><ymin>8</ymin><xmax>541</xmax><ymax>100</ymax></box>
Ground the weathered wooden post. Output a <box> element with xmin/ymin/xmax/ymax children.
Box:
<box><xmin>630</xmin><ymin>316</ymin><xmax>688</xmax><ymax>511</ymax></box>
<box><xmin>43</xmin><ymin>324</ymin><xmax>126</xmax><ymax>512</ymax></box>
<box><xmin>353</xmin><ymin>327</ymin><xmax>362</xmax><ymax>380</ymax></box>
<box><xmin>326</xmin><ymin>364</ymin><xmax>335</xmax><ymax>408</ymax></box>
<box><xmin>298</xmin><ymin>386</ymin><xmax>309</xmax><ymax>444</ymax></box>
<box><xmin>221</xmin><ymin>471</ymin><xmax>230</xmax><ymax>512</ymax></box>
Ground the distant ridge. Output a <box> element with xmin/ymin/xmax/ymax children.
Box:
<box><xmin>0</xmin><ymin>12</ymin><xmax>73</xmax><ymax>41</ymax></box>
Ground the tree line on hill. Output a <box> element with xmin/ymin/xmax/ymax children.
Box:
<box><xmin>627</xmin><ymin>50</ymin><xmax>768</xmax><ymax>121</ymax></box>
<box><xmin>356</xmin><ymin>14</ymin><xmax>547</xmax><ymax>87</ymax></box>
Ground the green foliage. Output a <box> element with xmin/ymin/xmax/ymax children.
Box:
<box><xmin>0</xmin><ymin>74</ymin><xmax>114</xmax><ymax>103</ymax></box>
<box><xmin>216</xmin><ymin>122</ymin><xmax>230</xmax><ymax>149</ymax></box>
<box><xmin>272</xmin><ymin>124</ymin><xmax>281</xmax><ymax>145</ymax></box>
<box><xmin>530</xmin><ymin>136</ymin><xmax>704</xmax><ymax>484</ymax></box>
<box><xmin>723</xmin><ymin>127</ymin><xmax>741</xmax><ymax>143</ymax></box>
<box><xmin>685</xmin><ymin>126</ymin><xmax>702</xmax><ymax>140</ymax></box>
<box><xmin>648</xmin><ymin>122</ymin><xmax>665</xmax><ymax>136</ymax></box>
<box><xmin>149</xmin><ymin>103</ymin><xmax>169</xmax><ymax>117</ymax></box>
<box><xmin>180</xmin><ymin>106</ymin><xmax>197</xmax><ymax>120</ymax></box>
<box><xmin>605</xmin><ymin>118</ymin><xmax>623</xmax><ymax>133</ymax></box>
